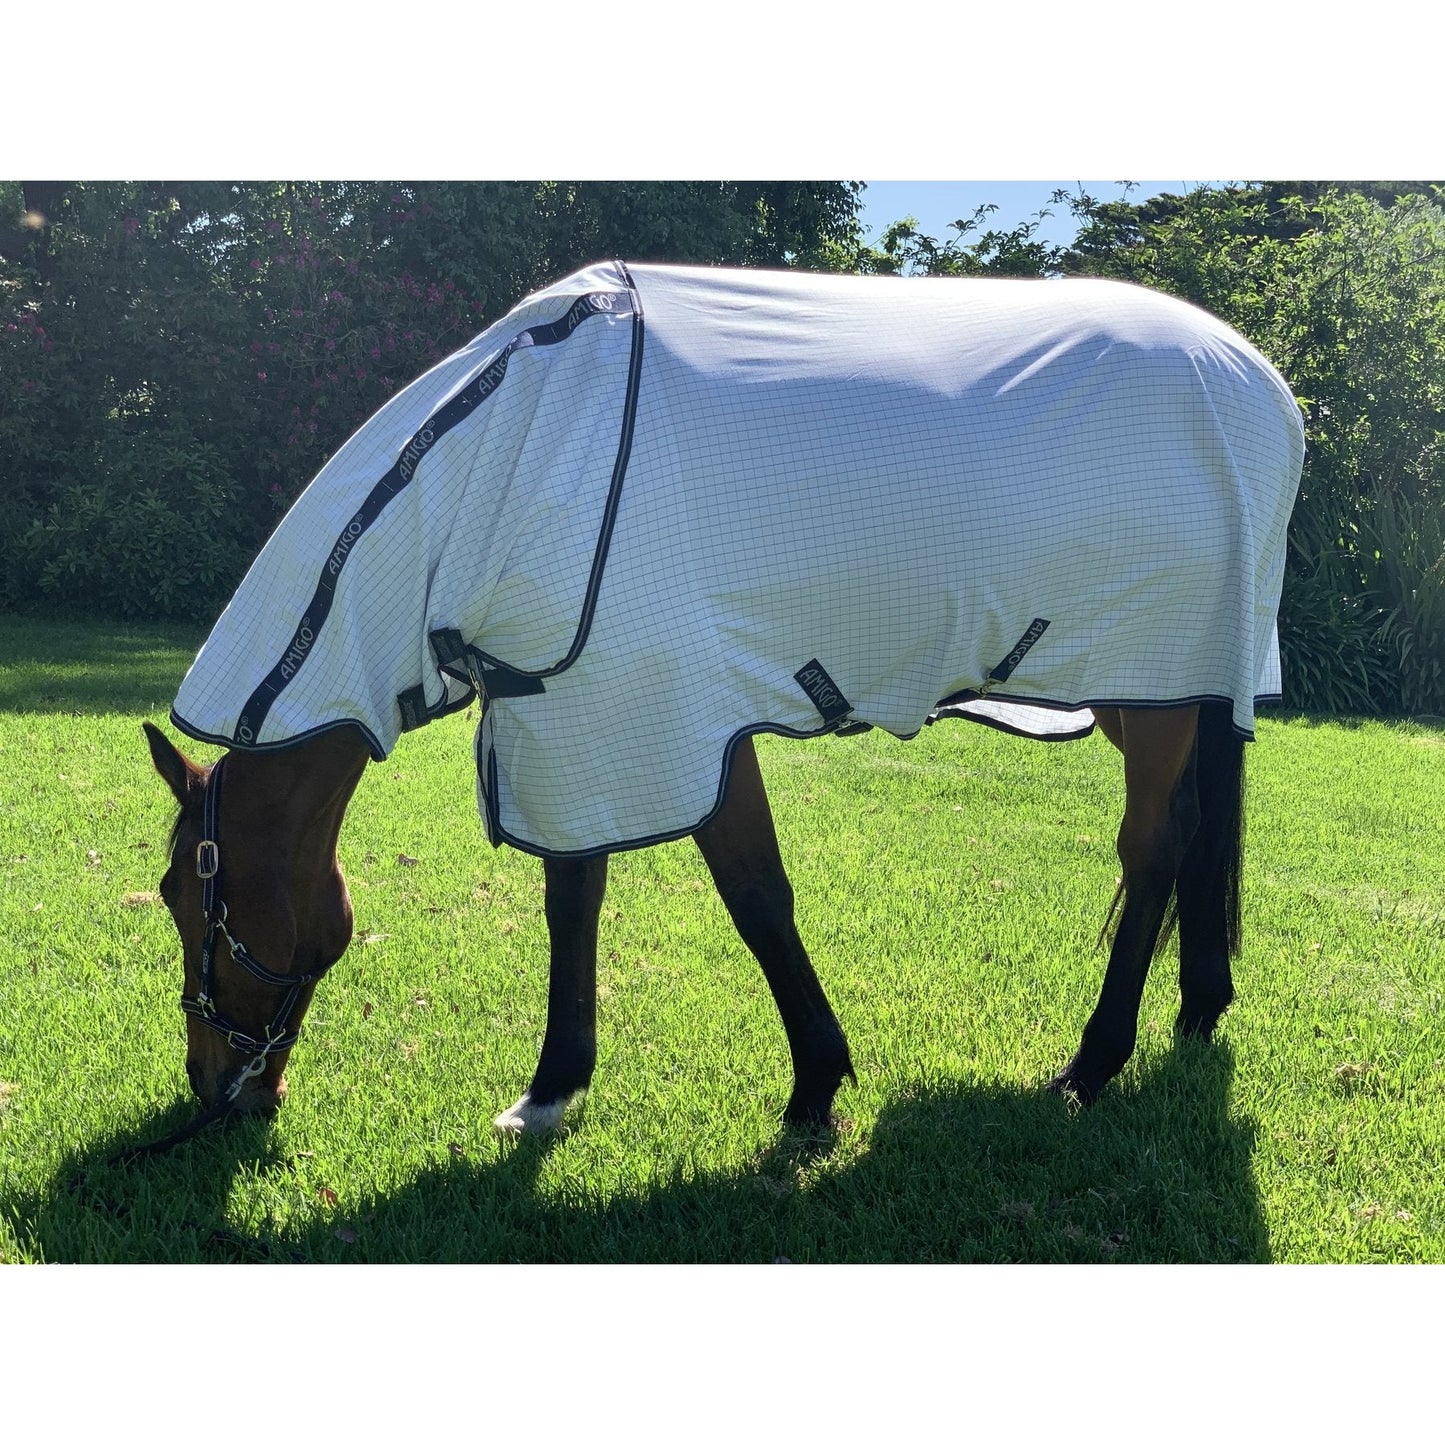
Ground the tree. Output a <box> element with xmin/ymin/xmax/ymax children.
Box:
<box><xmin>0</xmin><ymin>180</ymin><xmax>863</xmax><ymax>619</ymax></box>
<box><xmin>1057</xmin><ymin>183</ymin><xmax>1445</xmax><ymax>714</ymax></box>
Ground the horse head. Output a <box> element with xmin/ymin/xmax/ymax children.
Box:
<box><xmin>143</xmin><ymin>722</ymin><xmax>366</xmax><ymax>1114</ymax></box>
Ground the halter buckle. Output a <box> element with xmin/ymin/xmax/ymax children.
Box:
<box><xmin>196</xmin><ymin>840</ymin><xmax>220</xmax><ymax>879</ymax></box>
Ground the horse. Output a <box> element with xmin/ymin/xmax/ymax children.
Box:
<box><xmin>142</xmin><ymin>260</ymin><xmax>1304</xmax><ymax>1137</ymax></box>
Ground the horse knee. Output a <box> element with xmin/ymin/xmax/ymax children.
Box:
<box><xmin>713</xmin><ymin>867</ymin><xmax>797</xmax><ymax>956</ymax></box>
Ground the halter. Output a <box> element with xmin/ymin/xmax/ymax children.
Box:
<box><xmin>181</xmin><ymin>756</ymin><xmax>335</xmax><ymax>1102</ymax></box>
<box><xmin>106</xmin><ymin>756</ymin><xmax>336</xmax><ymax>1166</ymax></box>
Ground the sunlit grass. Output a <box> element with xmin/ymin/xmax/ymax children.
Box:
<box><xmin>2</xmin><ymin>618</ymin><xmax>1443</xmax><ymax>1262</ymax></box>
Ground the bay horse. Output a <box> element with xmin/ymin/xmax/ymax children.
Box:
<box><xmin>139</xmin><ymin>261</ymin><xmax>1302</xmax><ymax>1139</ymax></box>
<box><xmin>144</xmin><ymin>700</ymin><xmax>1240</xmax><ymax>1130</ymax></box>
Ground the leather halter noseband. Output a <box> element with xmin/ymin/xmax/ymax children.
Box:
<box><xmin>181</xmin><ymin>756</ymin><xmax>334</xmax><ymax>1101</ymax></box>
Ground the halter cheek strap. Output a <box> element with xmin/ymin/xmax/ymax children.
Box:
<box><xmin>180</xmin><ymin>757</ymin><xmax>334</xmax><ymax>1071</ymax></box>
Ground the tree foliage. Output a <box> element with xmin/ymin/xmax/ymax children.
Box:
<box><xmin>889</xmin><ymin>182</ymin><xmax>1445</xmax><ymax>715</ymax></box>
<box><xmin>0</xmin><ymin>180</ymin><xmax>862</xmax><ymax>619</ymax></box>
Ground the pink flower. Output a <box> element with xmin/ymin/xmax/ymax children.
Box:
<box><xmin>251</xmin><ymin>258</ymin><xmax>262</xmax><ymax>270</ymax></box>
<box><xmin>270</xmin><ymin>483</ymin><xmax>284</xmax><ymax>495</ymax></box>
<box><xmin>257</xmin><ymin>371</ymin><xmax>268</xmax><ymax>382</ymax></box>
<box><xmin>123</xmin><ymin>216</ymin><xmax>140</xmax><ymax>236</ymax></box>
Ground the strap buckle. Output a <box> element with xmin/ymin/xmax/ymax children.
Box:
<box><xmin>195</xmin><ymin>840</ymin><xmax>220</xmax><ymax>879</ymax></box>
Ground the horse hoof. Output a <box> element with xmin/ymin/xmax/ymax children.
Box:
<box><xmin>1044</xmin><ymin>1067</ymin><xmax>1104</xmax><ymax>1107</ymax></box>
<box><xmin>782</xmin><ymin>1055</ymin><xmax>854</xmax><ymax>1129</ymax></box>
<box><xmin>1174</xmin><ymin>1007</ymin><xmax>1228</xmax><ymax>1041</ymax></box>
<box><xmin>493</xmin><ymin>1089</ymin><xmax>585</xmax><ymax>1136</ymax></box>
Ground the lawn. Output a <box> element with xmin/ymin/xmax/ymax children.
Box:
<box><xmin>2</xmin><ymin>613</ymin><xmax>1443</xmax><ymax>1263</ymax></box>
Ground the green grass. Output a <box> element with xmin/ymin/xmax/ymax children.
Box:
<box><xmin>2</xmin><ymin>613</ymin><xmax>1444</xmax><ymax>1263</ymax></box>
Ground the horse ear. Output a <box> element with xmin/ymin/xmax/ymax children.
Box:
<box><xmin>143</xmin><ymin>721</ymin><xmax>204</xmax><ymax>807</ymax></box>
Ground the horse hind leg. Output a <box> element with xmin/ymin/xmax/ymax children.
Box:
<box><xmin>1048</xmin><ymin>705</ymin><xmax>1201</xmax><ymax>1105</ymax></box>
<box><xmin>1173</xmin><ymin>701</ymin><xmax>1245</xmax><ymax>1040</ymax></box>
<box><xmin>494</xmin><ymin>853</ymin><xmax>607</xmax><ymax>1135</ymax></box>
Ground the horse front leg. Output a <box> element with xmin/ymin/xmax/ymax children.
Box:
<box><xmin>494</xmin><ymin>853</ymin><xmax>607</xmax><ymax>1134</ymax></box>
<box><xmin>693</xmin><ymin>737</ymin><xmax>854</xmax><ymax>1127</ymax></box>
<box><xmin>1048</xmin><ymin>706</ymin><xmax>1200</xmax><ymax>1105</ymax></box>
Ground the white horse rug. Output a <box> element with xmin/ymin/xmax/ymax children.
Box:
<box><xmin>172</xmin><ymin>261</ymin><xmax>1305</xmax><ymax>857</ymax></box>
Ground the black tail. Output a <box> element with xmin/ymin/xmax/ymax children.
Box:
<box><xmin>1162</xmin><ymin>700</ymin><xmax>1246</xmax><ymax>959</ymax></box>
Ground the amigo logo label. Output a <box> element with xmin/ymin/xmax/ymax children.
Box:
<box><xmin>988</xmin><ymin>618</ymin><xmax>1051</xmax><ymax>684</ymax></box>
<box><xmin>794</xmin><ymin>659</ymin><xmax>853</xmax><ymax>724</ymax></box>
<box><xmin>396</xmin><ymin>423</ymin><xmax>438</xmax><ymax>484</ymax></box>
<box><xmin>327</xmin><ymin>519</ymin><xmax>368</xmax><ymax>576</ymax></box>
<box><xmin>278</xmin><ymin>618</ymin><xmax>317</xmax><ymax>680</ymax></box>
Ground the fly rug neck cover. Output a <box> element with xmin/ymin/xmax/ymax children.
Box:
<box><xmin>174</xmin><ymin>261</ymin><xmax>1305</xmax><ymax>857</ymax></box>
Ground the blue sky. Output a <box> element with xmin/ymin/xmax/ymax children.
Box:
<box><xmin>856</xmin><ymin>180</ymin><xmax>1231</xmax><ymax>251</ymax></box>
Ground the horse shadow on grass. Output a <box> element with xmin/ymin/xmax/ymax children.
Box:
<box><xmin>26</xmin><ymin>1041</ymin><xmax>1267</xmax><ymax>1264</ymax></box>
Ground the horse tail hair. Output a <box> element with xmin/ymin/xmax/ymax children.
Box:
<box><xmin>1165</xmin><ymin>699</ymin><xmax>1246</xmax><ymax>959</ymax></box>
<box><xmin>1097</xmin><ymin>879</ymin><xmax>1125</xmax><ymax>950</ymax></box>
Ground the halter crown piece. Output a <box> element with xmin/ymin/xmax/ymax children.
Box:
<box><xmin>181</xmin><ymin>757</ymin><xmax>336</xmax><ymax>1101</ymax></box>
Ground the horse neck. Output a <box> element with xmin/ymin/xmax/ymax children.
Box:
<box><xmin>220</xmin><ymin>727</ymin><xmax>371</xmax><ymax>868</ymax></box>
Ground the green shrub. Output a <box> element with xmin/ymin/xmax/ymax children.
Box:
<box><xmin>1060</xmin><ymin>185</ymin><xmax>1445</xmax><ymax>716</ymax></box>
<box><xmin>1</xmin><ymin>180</ymin><xmax>862</xmax><ymax>623</ymax></box>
